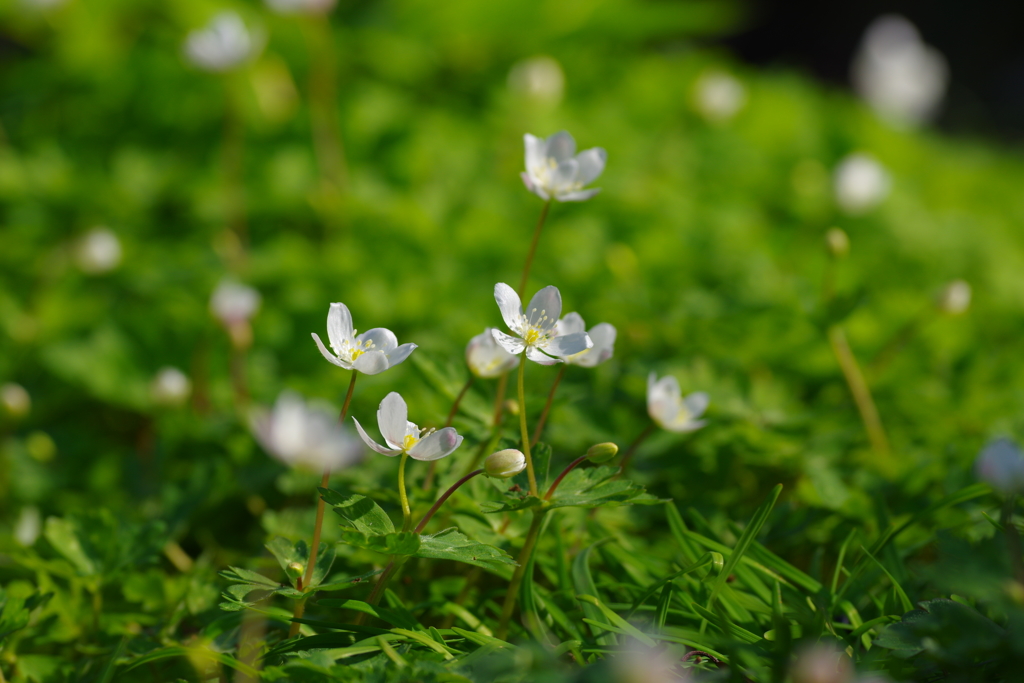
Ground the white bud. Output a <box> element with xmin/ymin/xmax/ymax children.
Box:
<box><xmin>210</xmin><ymin>279</ymin><xmax>261</xmax><ymax>327</ymax></box>
<box><xmin>976</xmin><ymin>438</ymin><xmax>1024</xmax><ymax>496</ymax></box>
<box><xmin>75</xmin><ymin>228</ymin><xmax>122</xmax><ymax>274</ymax></box>
<box><xmin>508</xmin><ymin>57</ymin><xmax>565</xmax><ymax>106</ymax></box>
<box><xmin>834</xmin><ymin>153</ymin><xmax>890</xmax><ymax>214</ymax></box>
<box><xmin>937</xmin><ymin>280</ymin><xmax>971</xmax><ymax>315</ymax></box>
<box><xmin>484</xmin><ymin>449</ymin><xmax>527</xmax><ymax>479</ymax></box>
<box><xmin>184</xmin><ymin>12</ymin><xmax>258</xmax><ymax>73</ymax></box>
<box><xmin>1</xmin><ymin>383</ymin><xmax>31</xmax><ymax>418</ymax></box>
<box><xmin>693</xmin><ymin>70</ymin><xmax>747</xmax><ymax>123</ymax></box>
<box><xmin>14</xmin><ymin>507</ymin><xmax>41</xmax><ymax>547</ymax></box>
<box><xmin>151</xmin><ymin>367</ymin><xmax>192</xmax><ymax>407</ymax></box>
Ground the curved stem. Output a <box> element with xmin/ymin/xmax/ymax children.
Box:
<box><xmin>364</xmin><ymin>560</ymin><xmax>399</xmax><ymax>609</ymax></box>
<box><xmin>290</xmin><ymin>371</ymin><xmax>358</xmax><ymax>636</ymax></box>
<box><xmin>398</xmin><ymin>452</ymin><xmax>412</xmax><ymax>531</ymax></box>
<box><xmin>517</xmin><ymin>351</ymin><xmax>538</xmax><ymax>497</ymax></box>
<box><xmin>415</xmin><ymin>470</ymin><xmax>484</xmax><ymax>534</ymax></box>
<box><xmin>618</xmin><ymin>423</ymin><xmax>655</xmax><ymax>475</ymax></box>
<box><xmin>518</xmin><ymin>200</ymin><xmax>552</xmax><ymax>299</ymax></box>
<box><xmin>544</xmin><ymin>454</ymin><xmax>588</xmax><ymax>501</ymax></box>
<box><xmin>531</xmin><ymin>365</ymin><xmax>565</xmax><ymax>447</ymax></box>
<box><xmin>496</xmin><ymin>510</ymin><xmax>546</xmax><ymax>639</ymax></box>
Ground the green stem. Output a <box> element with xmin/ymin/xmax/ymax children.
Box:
<box><xmin>517</xmin><ymin>351</ymin><xmax>538</xmax><ymax>497</ymax></box>
<box><xmin>828</xmin><ymin>325</ymin><xmax>890</xmax><ymax>454</ymax></box>
<box><xmin>398</xmin><ymin>453</ymin><xmax>412</xmax><ymax>531</ymax></box>
<box><xmin>531</xmin><ymin>365</ymin><xmax>565</xmax><ymax>447</ymax></box>
<box><xmin>518</xmin><ymin>200</ymin><xmax>552</xmax><ymax>299</ymax></box>
<box><xmin>496</xmin><ymin>509</ymin><xmax>546</xmax><ymax>639</ymax></box>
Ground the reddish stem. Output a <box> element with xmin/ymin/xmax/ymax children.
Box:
<box><xmin>545</xmin><ymin>454</ymin><xmax>589</xmax><ymax>501</ymax></box>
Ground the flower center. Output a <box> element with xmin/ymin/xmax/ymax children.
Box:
<box><xmin>524</xmin><ymin>328</ymin><xmax>541</xmax><ymax>345</ymax></box>
<box><xmin>337</xmin><ymin>335</ymin><xmax>376</xmax><ymax>362</ymax></box>
<box><xmin>402</xmin><ymin>434</ymin><xmax>419</xmax><ymax>451</ymax></box>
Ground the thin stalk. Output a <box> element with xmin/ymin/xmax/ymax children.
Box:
<box><xmin>518</xmin><ymin>200</ymin><xmax>552</xmax><ymax>299</ymax></box>
<box><xmin>398</xmin><ymin>453</ymin><xmax>412</xmax><ymax>531</ymax></box>
<box><xmin>415</xmin><ymin>469</ymin><xmax>484</xmax><ymax>534</ymax></box>
<box><xmin>545</xmin><ymin>454</ymin><xmax>588</xmax><ymax>501</ymax></box>
<box><xmin>531</xmin><ymin>365</ymin><xmax>565</xmax><ymax>447</ymax></box>
<box><xmin>828</xmin><ymin>325</ymin><xmax>890</xmax><ymax>454</ymax></box>
<box><xmin>222</xmin><ymin>76</ymin><xmax>247</xmax><ymax>265</ymax></box>
<box><xmin>618</xmin><ymin>423</ymin><xmax>655</xmax><ymax>474</ymax></box>
<box><xmin>290</xmin><ymin>371</ymin><xmax>357</xmax><ymax>636</ymax></box>
<box><xmin>424</xmin><ymin>376</ymin><xmax>476</xmax><ymax>490</ymax></box>
<box><xmin>517</xmin><ymin>351</ymin><xmax>538</xmax><ymax>497</ymax></box>
<box><xmin>496</xmin><ymin>510</ymin><xmax>545</xmax><ymax>639</ymax></box>
<box><xmin>304</xmin><ymin>16</ymin><xmax>348</xmax><ymax>195</ymax></box>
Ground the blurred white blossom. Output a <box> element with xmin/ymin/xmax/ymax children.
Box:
<box><xmin>264</xmin><ymin>0</ymin><xmax>336</xmax><ymax>15</ymax></box>
<box><xmin>14</xmin><ymin>507</ymin><xmax>41</xmax><ymax>547</ymax></box>
<box><xmin>791</xmin><ymin>644</ymin><xmax>854</xmax><ymax>683</ymax></box>
<box><xmin>75</xmin><ymin>228</ymin><xmax>122</xmax><ymax>274</ymax></box>
<box><xmin>151</xmin><ymin>367</ymin><xmax>192</xmax><ymax>407</ymax></box>
<box><xmin>833</xmin><ymin>153</ymin><xmax>890</xmax><ymax>214</ymax></box>
<box><xmin>312</xmin><ymin>303</ymin><xmax>416</xmax><ymax>375</ymax></box>
<box><xmin>693</xmin><ymin>70</ymin><xmax>747</xmax><ymax>122</ymax></box>
<box><xmin>466</xmin><ymin>328</ymin><xmax>520</xmax><ymax>378</ymax></box>
<box><xmin>492</xmin><ymin>283</ymin><xmax>592</xmax><ymax>364</ymax></box>
<box><xmin>184</xmin><ymin>12</ymin><xmax>258</xmax><ymax>73</ymax></box>
<box><xmin>521</xmin><ymin>131</ymin><xmax>606</xmax><ymax>202</ymax></box>
<box><xmin>353</xmin><ymin>392</ymin><xmax>463</xmax><ymax>461</ymax></box>
<box><xmin>508</xmin><ymin>56</ymin><xmax>565</xmax><ymax>106</ymax></box>
<box><xmin>1</xmin><ymin>383</ymin><xmax>31</xmax><ymax>418</ymax></box>
<box><xmin>647</xmin><ymin>373</ymin><xmax>708</xmax><ymax>433</ymax></box>
<box><xmin>252</xmin><ymin>392</ymin><xmax>363</xmax><ymax>471</ymax></box>
<box><xmin>210</xmin><ymin>279</ymin><xmax>261</xmax><ymax>326</ymax></box>
<box><xmin>20</xmin><ymin>0</ymin><xmax>68</xmax><ymax>10</ymax></box>
<box><xmin>975</xmin><ymin>438</ymin><xmax>1024</xmax><ymax>495</ymax></box>
<box><xmin>852</xmin><ymin>15</ymin><xmax>948</xmax><ymax>126</ymax></box>
<box><xmin>553</xmin><ymin>313</ymin><xmax>615</xmax><ymax>367</ymax></box>
<box><xmin>937</xmin><ymin>279</ymin><xmax>971</xmax><ymax>315</ymax></box>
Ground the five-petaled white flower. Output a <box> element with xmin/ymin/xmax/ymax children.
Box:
<box><xmin>312</xmin><ymin>302</ymin><xmax>416</xmax><ymax>376</ymax></box>
<box><xmin>184</xmin><ymin>12</ymin><xmax>257</xmax><ymax>73</ymax></box>
<box><xmin>466</xmin><ymin>328</ymin><xmax>520</xmax><ymax>378</ymax></box>
<box><xmin>492</xmin><ymin>283</ymin><xmax>592</xmax><ymax>364</ymax></box>
<box><xmin>647</xmin><ymin>373</ymin><xmax>708</xmax><ymax>433</ymax></box>
<box><xmin>541</xmin><ymin>313</ymin><xmax>616</xmax><ymax>367</ymax></box>
<box><xmin>252</xmin><ymin>391</ymin><xmax>363</xmax><ymax>471</ymax></box>
<box><xmin>353</xmin><ymin>392</ymin><xmax>463</xmax><ymax>461</ymax></box>
<box><xmin>521</xmin><ymin>131</ymin><xmax>606</xmax><ymax>202</ymax></box>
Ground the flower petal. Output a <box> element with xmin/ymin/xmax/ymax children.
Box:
<box><xmin>377</xmin><ymin>392</ymin><xmax>409</xmax><ymax>449</ymax></box>
<box><xmin>358</xmin><ymin>327</ymin><xmax>398</xmax><ymax>353</ymax></box>
<box><xmin>524</xmin><ymin>134</ymin><xmax>546</xmax><ymax>172</ymax></box>
<box><xmin>525</xmin><ymin>286</ymin><xmax>561</xmax><ymax>332</ymax></box>
<box><xmin>408</xmin><ymin>427</ymin><xmax>463</xmax><ymax>461</ymax></box>
<box><xmin>647</xmin><ymin>373</ymin><xmax>683</xmax><ymax>428</ymax></box>
<box><xmin>491</xmin><ymin>329</ymin><xmax>526</xmax><ymax>355</ymax></box>
<box><xmin>667</xmin><ymin>418</ymin><xmax>706</xmax><ymax>434</ymax></box>
<box><xmin>556</xmin><ymin>188</ymin><xmax>601</xmax><ymax>202</ymax></box>
<box><xmin>550</xmin><ymin>158</ymin><xmax>580</xmax><ymax>192</ymax></box>
<box><xmin>353</xmin><ymin>350</ymin><xmax>389</xmax><ymax>375</ymax></box>
<box><xmin>312</xmin><ymin>333</ymin><xmax>351</xmax><ymax>368</ymax></box>
<box><xmin>387</xmin><ymin>343</ymin><xmax>417</xmax><ymax>368</ymax></box>
<box><xmin>554</xmin><ymin>312</ymin><xmax>586</xmax><ymax>336</ymax></box>
<box><xmin>575</xmin><ymin>147</ymin><xmax>607</xmax><ymax>185</ymax></box>
<box><xmin>545</xmin><ymin>130</ymin><xmax>576</xmax><ymax>162</ymax></box>
<box><xmin>494</xmin><ymin>283</ymin><xmax>523</xmax><ymax>333</ymax></box>
<box><xmin>352</xmin><ymin>416</ymin><xmax>402</xmax><ymax>456</ymax></box>
<box><xmin>544</xmin><ymin>331</ymin><xmax>592</xmax><ymax>357</ymax></box>
<box><xmin>327</xmin><ymin>302</ymin><xmax>353</xmax><ymax>352</ymax></box>
<box><xmin>521</xmin><ymin>171</ymin><xmax>549</xmax><ymax>200</ymax></box>
<box><xmin>573</xmin><ymin>323</ymin><xmax>616</xmax><ymax>367</ymax></box>
<box><xmin>526</xmin><ymin>346</ymin><xmax>562</xmax><ymax>364</ymax></box>
<box><xmin>683</xmin><ymin>392</ymin><xmax>709</xmax><ymax>419</ymax></box>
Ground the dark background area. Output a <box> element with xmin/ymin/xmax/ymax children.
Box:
<box><xmin>727</xmin><ymin>0</ymin><xmax>1024</xmax><ymax>139</ymax></box>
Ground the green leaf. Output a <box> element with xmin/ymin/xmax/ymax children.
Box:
<box><xmin>547</xmin><ymin>466</ymin><xmax>662</xmax><ymax>509</ymax></box>
<box><xmin>0</xmin><ymin>588</ymin><xmax>53</xmax><ymax>643</ymax></box>
<box><xmin>265</xmin><ymin>537</ymin><xmax>336</xmax><ymax>589</ymax></box>
<box><xmin>706</xmin><ymin>484</ymin><xmax>782</xmax><ymax>608</ymax></box>
<box><xmin>339</xmin><ymin>530</ymin><xmax>420</xmax><ymax>556</ymax></box>
<box><xmin>414</xmin><ymin>527</ymin><xmax>517</xmax><ymax>571</ymax></box>
<box><xmin>860</xmin><ymin>546</ymin><xmax>913</xmax><ymax>614</ymax></box>
<box><xmin>321</xmin><ymin>488</ymin><xmax>395</xmax><ymax>535</ymax></box>
<box><xmin>314</xmin><ymin>599</ymin><xmax>419</xmax><ymax>629</ymax></box>
<box><xmin>43</xmin><ymin>511</ymin><xmax>165</xmax><ymax>582</ymax></box>
<box><xmin>572</xmin><ymin>538</ymin><xmax>614</xmax><ymax>645</ymax></box>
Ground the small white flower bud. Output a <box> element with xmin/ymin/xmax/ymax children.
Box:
<box><xmin>693</xmin><ymin>70</ymin><xmax>747</xmax><ymax>123</ymax></box>
<box><xmin>586</xmin><ymin>442</ymin><xmax>618</xmax><ymax>464</ymax></box>
<box><xmin>485</xmin><ymin>449</ymin><xmax>527</xmax><ymax>479</ymax></box>
<box><xmin>151</xmin><ymin>367</ymin><xmax>192</xmax><ymax>407</ymax></box>
<box><xmin>825</xmin><ymin>228</ymin><xmax>850</xmax><ymax>259</ymax></box>
<box><xmin>14</xmin><ymin>507</ymin><xmax>41</xmax><ymax>547</ymax></box>
<box><xmin>75</xmin><ymin>228</ymin><xmax>122</xmax><ymax>274</ymax></box>
<box><xmin>834</xmin><ymin>153</ymin><xmax>890</xmax><ymax>214</ymax></box>
<box><xmin>210</xmin><ymin>279</ymin><xmax>261</xmax><ymax>327</ymax></box>
<box><xmin>508</xmin><ymin>56</ymin><xmax>565</xmax><ymax>106</ymax></box>
<box><xmin>1</xmin><ymin>383</ymin><xmax>31</xmax><ymax>418</ymax></box>
<box><xmin>937</xmin><ymin>279</ymin><xmax>971</xmax><ymax>315</ymax></box>
<box><xmin>285</xmin><ymin>561</ymin><xmax>305</xmax><ymax>579</ymax></box>
<box><xmin>503</xmin><ymin>399</ymin><xmax>520</xmax><ymax>417</ymax></box>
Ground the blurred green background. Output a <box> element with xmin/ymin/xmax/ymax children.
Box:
<box><xmin>3</xmin><ymin>0</ymin><xmax>1024</xmax><ymax>638</ymax></box>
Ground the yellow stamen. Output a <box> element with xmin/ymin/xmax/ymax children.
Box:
<box><xmin>402</xmin><ymin>434</ymin><xmax>419</xmax><ymax>451</ymax></box>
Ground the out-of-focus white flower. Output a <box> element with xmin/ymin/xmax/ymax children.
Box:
<box><xmin>210</xmin><ymin>279</ymin><xmax>261</xmax><ymax>326</ymax></box>
<box><xmin>833</xmin><ymin>153</ymin><xmax>890</xmax><ymax>214</ymax></box>
<box><xmin>252</xmin><ymin>391</ymin><xmax>363</xmax><ymax>471</ymax></box>
<box><xmin>613</xmin><ymin>639</ymin><xmax>691</xmax><ymax>683</ymax></box>
<box><xmin>264</xmin><ymin>0</ymin><xmax>336</xmax><ymax>15</ymax></box>
<box><xmin>550</xmin><ymin>313</ymin><xmax>616</xmax><ymax>367</ymax></box>
<box><xmin>466</xmin><ymin>328</ymin><xmax>520</xmax><ymax>378</ymax></box>
<box><xmin>791</xmin><ymin>644</ymin><xmax>854</xmax><ymax>683</ymax></box>
<box><xmin>312</xmin><ymin>302</ymin><xmax>416</xmax><ymax>376</ymax></box>
<box><xmin>151</xmin><ymin>367</ymin><xmax>192</xmax><ymax>407</ymax></box>
<box><xmin>14</xmin><ymin>507</ymin><xmax>41</xmax><ymax>547</ymax></box>
<box><xmin>184</xmin><ymin>12</ymin><xmax>257</xmax><ymax>73</ymax></box>
<box><xmin>19</xmin><ymin>0</ymin><xmax>68</xmax><ymax>11</ymax></box>
<box><xmin>693</xmin><ymin>70</ymin><xmax>747</xmax><ymax>122</ymax></box>
<box><xmin>508</xmin><ymin>56</ymin><xmax>565</xmax><ymax>106</ymax></box>
<box><xmin>491</xmin><ymin>283</ymin><xmax>592</xmax><ymax>364</ymax></box>
<box><xmin>975</xmin><ymin>438</ymin><xmax>1024</xmax><ymax>495</ymax></box>
<box><xmin>851</xmin><ymin>15</ymin><xmax>948</xmax><ymax>126</ymax></box>
<box><xmin>521</xmin><ymin>131</ymin><xmax>606</xmax><ymax>202</ymax></box>
<box><xmin>1</xmin><ymin>383</ymin><xmax>31</xmax><ymax>418</ymax></box>
<box><xmin>647</xmin><ymin>373</ymin><xmax>708</xmax><ymax>433</ymax></box>
<box><xmin>484</xmin><ymin>449</ymin><xmax>527</xmax><ymax>478</ymax></box>
<box><xmin>75</xmin><ymin>228</ymin><xmax>122</xmax><ymax>274</ymax></box>
<box><xmin>937</xmin><ymin>280</ymin><xmax>971</xmax><ymax>315</ymax></box>
<box><xmin>353</xmin><ymin>392</ymin><xmax>463</xmax><ymax>461</ymax></box>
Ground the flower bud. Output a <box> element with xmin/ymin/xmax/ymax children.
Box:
<box><xmin>503</xmin><ymin>399</ymin><xmax>520</xmax><ymax>416</ymax></box>
<box><xmin>285</xmin><ymin>561</ymin><xmax>305</xmax><ymax>580</ymax></box>
<box><xmin>586</xmin><ymin>442</ymin><xmax>619</xmax><ymax>464</ymax></box>
<box><xmin>1</xmin><ymin>383</ymin><xmax>31</xmax><ymax>419</ymax></box>
<box><xmin>484</xmin><ymin>449</ymin><xmax>527</xmax><ymax>479</ymax></box>
<box><xmin>825</xmin><ymin>227</ymin><xmax>850</xmax><ymax>259</ymax></box>
<box><xmin>75</xmin><ymin>227</ymin><xmax>122</xmax><ymax>275</ymax></box>
<box><xmin>151</xmin><ymin>367</ymin><xmax>191</xmax><ymax>407</ymax></box>
<box><xmin>937</xmin><ymin>279</ymin><xmax>971</xmax><ymax>315</ymax></box>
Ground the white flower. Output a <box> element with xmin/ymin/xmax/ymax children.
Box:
<box><xmin>1</xmin><ymin>383</ymin><xmax>31</xmax><ymax>418</ymax></box>
<box><xmin>252</xmin><ymin>391</ymin><xmax>363</xmax><ymax>471</ymax></box>
<box><xmin>508</xmin><ymin>56</ymin><xmax>564</xmax><ymax>106</ymax></box>
<box><xmin>833</xmin><ymin>153</ymin><xmax>890</xmax><ymax>214</ymax></box>
<box><xmin>312</xmin><ymin>302</ymin><xmax>416</xmax><ymax>376</ymax></box>
<box><xmin>210</xmin><ymin>279</ymin><xmax>261</xmax><ymax>326</ymax></box>
<box><xmin>693</xmin><ymin>70</ymin><xmax>747</xmax><ymax>122</ymax></box>
<box><xmin>491</xmin><ymin>283</ymin><xmax>592</xmax><ymax>364</ymax></box>
<box><xmin>264</xmin><ymin>0</ymin><xmax>336</xmax><ymax>15</ymax></box>
<box><xmin>551</xmin><ymin>313</ymin><xmax>616</xmax><ymax>367</ymax></box>
<box><xmin>521</xmin><ymin>131</ymin><xmax>606</xmax><ymax>202</ymax></box>
<box><xmin>851</xmin><ymin>15</ymin><xmax>948</xmax><ymax>127</ymax></box>
<box><xmin>975</xmin><ymin>438</ymin><xmax>1024</xmax><ymax>495</ymax></box>
<box><xmin>14</xmin><ymin>507</ymin><xmax>41</xmax><ymax>547</ymax></box>
<box><xmin>75</xmin><ymin>228</ymin><xmax>122</xmax><ymax>274</ymax></box>
<box><xmin>151</xmin><ymin>367</ymin><xmax>191</xmax><ymax>407</ymax></box>
<box><xmin>184</xmin><ymin>12</ymin><xmax>256</xmax><ymax>73</ymax></box>
<box><xmin>466</xmin><ymin>328</ymin><xmax>520</xmax><ymax>378</ymax></box>
<box><xmin>647</xmin><ymin>372</ymin><xmax>708</xmax><ymax>433</ymax></box>
<box><xmin>937</xmin><ymin>280</ymin><xmax>971</xmax><ymax>315</ymax></box>
<box><xmin>353</xmin><ymin>392</ymin><xmax>463</xmax><ymax>461</ymax></box>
